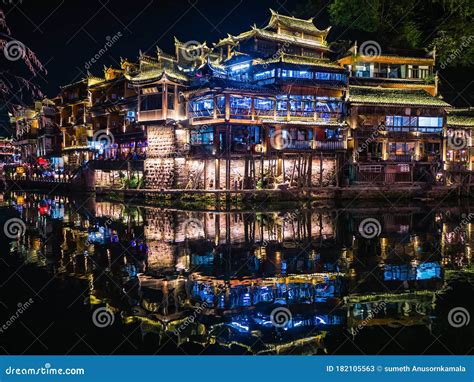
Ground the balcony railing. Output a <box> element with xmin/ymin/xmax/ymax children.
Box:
<box><xmin>314</xmin><ymin>141</ymin><xmax>346</xmax><ymax>150</ymax></box>
<box><xmin>388</xmin><ymin>154</ymin><xmax>412</xmax><ymax>162</ymax></box>
<box><xmin>287</xmin><ymin>141</ymin><xmax>312</xmax><ymax>150</ymax></box>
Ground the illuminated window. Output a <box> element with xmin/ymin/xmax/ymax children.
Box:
<box><xmin>189</xmin><ymin>97</ymin><xmax>214</xmax><ymax>118</ymax></box>
<box><xmin>254</xmin><ymin>70</ymin><xmax>275</xmax><ymax>81</ymax></box>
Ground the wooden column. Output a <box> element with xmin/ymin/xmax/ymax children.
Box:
<box><xmin>319</xmin><ymin>152</ymin><xmax>323</xmax><ymax>187</ymax></box>
<box><xmin>215</xmin><ymin>158</ymin><xmax>220</xmax><ymax>190</ymax></box>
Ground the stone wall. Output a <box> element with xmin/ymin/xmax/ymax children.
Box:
<box><xmin>145</xmin><ymin>125</ymin><xmax>177</xmax><ymax>189</ymax></box>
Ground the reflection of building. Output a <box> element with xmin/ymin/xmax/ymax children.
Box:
<box><xmin>7</xmin><ymin>192</ymin><xmax>473</xmax><ymax>354</ymax></box>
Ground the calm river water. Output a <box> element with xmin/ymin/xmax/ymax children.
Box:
<box><xmin>0</xmin><ymin>192</ymin><xmax>472</xmax><ymax>355</ymax></box>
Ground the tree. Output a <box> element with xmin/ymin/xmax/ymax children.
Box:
<box><xmin>0</xmin><ymin>7</ymin><xmax>46</xmax><ymax>113</ymax></box>
<box><xmin>296</xmin><ymin>0</ymin><xmax>474</xmax><ymax>67</ymax></box>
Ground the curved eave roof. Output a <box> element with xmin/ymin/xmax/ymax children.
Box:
<box><xmin>125</xmin><ymin>69</ymin><xmax>189</xmax><ymax>84</ymax></box>
<box><xmin>216</xmin><ymin>29</ymin><xmax>329</xmax><ymax>51</ymax></box>
<box><xmin>447</xmin><ymin>114</ymin><xmax>474</xmax><ymax>129</ymax></box>
<box><xmin>253</xmin><ymin>55</ymin><xmax>344</xmax><ymax>71</ymax></box>
<box><xmin>339</xmin><ymin>54</ymin><xmax>434</xmax><ymax>66</ymax></box>
<box><xmin>349</xmin><ymin>86</ymin><xmax>451</xmax><ymax>108</ymax></box>
<box><xmin>267</xmin><ymin>9</ymin><xmax>330</xmax><ymax>36</ymax></box>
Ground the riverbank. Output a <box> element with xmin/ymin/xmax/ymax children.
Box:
<box><xmin>2</xmin><ymin>180</ymin><xmax>463</xmax><ymax>210</ymax></box>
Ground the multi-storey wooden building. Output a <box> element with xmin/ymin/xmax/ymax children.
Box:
<box><xmin>339</xmin><ymin>44</ymin><xmax>450</xmax><ymax>185</ymax></box>
<box><xmin>87</xmin><ymin>66</ymin><xmax>144</xmax><ymax>188</ymax></box>
<box><xmin>7</xmin><ymin>10</ymin><xmax>466</xmax><ymax>196</ymax></box>
<box><xmin>124</xmin><ymin>10</ymin><xmax>350</xmax><ymax>191</ymax></box>
<box><xmin>56</xmin><ymin>79</ymin><xmax>92</xmax><ymax>168</ymax></box>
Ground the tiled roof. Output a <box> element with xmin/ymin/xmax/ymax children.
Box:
<box><xmin>349</xmin><ymin>86</ymin><xmax>451</xmax><ymax>107</ymax></box>
<box><xmin>215</xmin><ymin>28</ymin><xmax>329</xmax><ymax>50</ymax></box>
<box><xmin>267</xmin><ymin>9</ymin><xmax>330</xmax><ymax>35</ymax></box>
<box><xmin>447</xmin><ymin>109</ymin><xmax>474</xmax><ymax>128</ymax></box>
<box><xmin>254</xmin><ymin>53</ymin><xmax>343</xmax><ymax>70</ymax></box>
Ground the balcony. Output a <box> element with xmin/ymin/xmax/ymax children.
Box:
<box><xmin>314</xmin><ymin>141</ymin><xmax>347</xmax><ymax>150</ymax></box>
<box><xmin>287</xmin><ymin>141</ymin><xmax>312</xmax><ymax>150</ymax></box>
<box><xmin>388</xmin><ymin>154</ymin><xmax>412</xmax><ymax>162</ymax></box>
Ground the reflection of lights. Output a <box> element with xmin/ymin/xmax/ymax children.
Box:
<box><xmin>315</xmin><ymin>316</ymin><xmax>327</xmax><ymax>325</ymax></box>
<box><xmin>228</xmin><ymin>321</ymin><xmax>249</xmax><ymax>332</ymax></box>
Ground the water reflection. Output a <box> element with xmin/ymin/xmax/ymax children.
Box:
<box><xmin>1</xmin><ymin>192</ymin><xmax>472</xmax><ymax>354</ymax></box>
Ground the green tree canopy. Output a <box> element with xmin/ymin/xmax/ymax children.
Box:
<box><xmin>297</xmin><ymin>0</ymin><xmax>474</xmax><ymax>67</ymax></box>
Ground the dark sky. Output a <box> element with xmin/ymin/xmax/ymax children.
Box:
<box><xmin>2</xmin><ymin>0</ymin><xmax>472</xmax><ymax>106</ymax></box>
<box><xmin>3</xmin><ymin>0</ymin><xmax>306</xmax><ymax>97</ymax></box>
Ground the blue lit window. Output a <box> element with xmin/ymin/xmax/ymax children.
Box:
<box><xmin>230</xmin><ymin>95</ymin><xmax>251</xmax><ymax>117</ymax></box>
<box><xmin>189</xmin><ymin>97</ymin><xmax>214</xmax><ymax>118</ymax></box>
<box><xmin>418</xmin><ymin>117</ymin><xmax>443</xmax><ymax>127</ymax></box>
<box><xmin>190</xmin><ymin>127</ymin><xmax>214</xmax><ymax>145</ymax></box>
<box><xmin>254</xmin><ymin>69</ymin><xmax>275</xmax><ymax>81</ymax></box>
<box><xmin>276</xmin><ymin>95</ymin><xmax>288</xmax><ymax>112</ymax></box>
<box><xmin>254</xmin><ymin>98</ymin><xmax>274</xmax><ymax>115</ymax></box>
<box><xmin>280</xmin><ymin>70</ymin><xmax>312</xmax><ymax>79</ymax></box>
<box><xmin>216</xmin><ymin>95</ymin><xmax>225</xmax><ymax>117</ymax></box>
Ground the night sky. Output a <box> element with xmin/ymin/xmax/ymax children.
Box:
<box><xmin>2</xmin><ymin>0</ymin><xmax>472</xmax><ymax>106</ymax></box>
<box><xmin>3</xmin><ymin>0</ymin><xmax>298</xmax><ymax>96</ymax></box>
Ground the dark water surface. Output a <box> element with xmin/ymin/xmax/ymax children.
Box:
<box><xmin>0</xmin><ymin>192</ymin><xmax>472</xmax><ymax>355</ymax></box>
